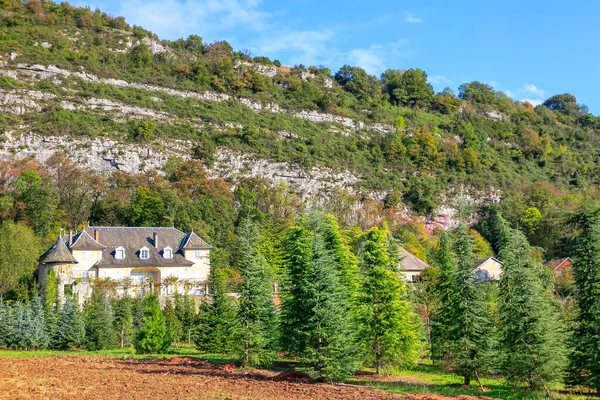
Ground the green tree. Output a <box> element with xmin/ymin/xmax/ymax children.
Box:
<box><xmin>42</xmin><ymin>269</ymin><xmax>59</xmax><ymax>341</ymax></box>
<box><xmin>567</xmin><ymin>208</ymin><xmax>600</xmax><ymax>393</ymax></box>
<box><xmin>0</xmin><ymin>221</ymin><xmax>41</xmax><ymax>298</ymax></box>
<box><xmin>382</xmin><ymin>68</ymin><xmax>434</xmax><ymax>108</ymax></box>
<box><xmin>15</xmin><ymin>170</ymin><xmax>59</xmax><ymax>236</ymax></box>
<box><xmin>135</xmin><ymin>293</ymin><xmax>171</xmax><ymax>353</ymax></box>
<box><xmin>195</xmin><ymin>266</ymin><xmax>238</xmax><ymax>353</ymax></box>
<box><xmin>357</xmin><ymin>225</ymin><xmax>421</xmax><ymax>374</ymax></box>
<box><xmin>130</xmin><ymin>43</ymin><xmax>153</xmax><ymax>68</ymax></box>
<box><xmin>0</xmin><ymin>300</ymin><xmax>13</xmax><ymax>347</ymax></box>
<box><xmin>497</xmin><ymin>215</ymin><xmax>566</xmax><ymax>394</ymax></box>
<box><xmin>163</xmin><ymin>298</ymin><xmax>183</xmax><ymax>347</ymax></box>
<box><xmin>279</xmin><ymin>214</ymin><xmax>358</xmax><ymax>381</ymax></box>
<box><xmin>236</xmin><ymin>218</ymin><xmax>277</xmax><ymax>367</ymax></box>
<box><xmin>84</xmin><ymin>291</ymin><xmax>116</xmax><ymax>350</ymax></box>
<box><xmin>53</xmin><ymin>296</ymin><xmax>85</xmax><ymax>350</ymax></box>
<box><xmin>175</xmin><ymin>292</ymin><xmax>196</xmax><ymax>345</ymax></box>
<box><xmin>128</xmin><ymin>185</ymin><xmax>166</xmax><ymax>227</ymax></box>
<box><xmin>112</xmin><ymin>296</ymin><xmax>134</xmax><ymax>349</ymax></box>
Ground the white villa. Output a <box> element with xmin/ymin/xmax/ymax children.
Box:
<box><xmin>39</xmin><ymin>226</ymin><xmax>212</xmax><ymax>303</ymax></box>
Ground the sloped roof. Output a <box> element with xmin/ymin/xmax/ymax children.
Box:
<box><xmin>544</xmin><ymin>257</ymin><xmax>571</xmax><ymax>271</ymax></box>
<box><xmin>180</xmin><ymin>231</ymin><xmax>213</xmax><ymax>250</ymax></box>
<box><xmin>398</xmin><ymin>247</ymin><xmax>429</xmax><ymax>272</ymax></box>
<box><xmin>474</xmin><ymin>257</ymin><xmax>503</xmax><ymax>268</ymax></box>
<box><xmin>40</xmin><ymin>236</ymin><xmax>78</xmax><ymax>264</ymax></box>
<box><xmin>69</xmin><ymin>230</ymin><xmax>106</xmax><ymax>250</ymax></box>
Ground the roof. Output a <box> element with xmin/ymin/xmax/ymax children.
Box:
<box><xmin>69</xmin><ymin>230</ymin><xmax>106</xmax><ymax>250</ymax></box>
<box><xmin>398</xmin><ymin>247</ymin><xmax>429</xmax><ymax>272</ymax></box>
<box><xmin>84</xmin><ymin>227</ymin><xmax>197</xmax><ymax>268</ymax></box>
<box><xmin>40</xmin><ymin>236</ymin><xmax>78</xmax><ymax>264</ymax></box>
<box><xmin>473</xmin><ymin>257</ymin><xmax>504</xmax><ymax>268</ymax></box>
<box><xmin>180</xmin><ymin>231</ymin><xmax>213</xmax><ymax>250</ymax></box>
<box><xmin>544</xmin><ymin>257</ymin><xmax>571</xmax><ymax>271</ymax></box>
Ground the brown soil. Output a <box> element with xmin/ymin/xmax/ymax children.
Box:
<box><xmin>0</xmin><ymin>355</ymin><xmax>497</xmax><ymax>400</ymax></box>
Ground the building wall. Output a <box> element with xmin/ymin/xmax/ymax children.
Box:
<box><xmin>183</xmin><ymin>249</ymin><xmax>211</xmax><ymax>281</ymax></box>
<box><xmin>71</xmin><ymin>250</ymin><xmax>103</xmax><ymax>277</ymax></box>
<box><xmin>476</xmin><ymin>259</ymin><xmax>503</xmax><ymax>281</ymax></box>
<box><xmin>400</xmin><ymin>270</ymin><xmax>423</xmax><ymax>283</ymax></box>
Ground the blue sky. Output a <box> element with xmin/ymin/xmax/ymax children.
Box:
<box><xmin>81</xmin><ymin>0</ymin><xmax>599</xmax><ymax>114</ymax></box>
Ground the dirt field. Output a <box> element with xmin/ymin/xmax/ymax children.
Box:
<box><xmin>0</xmin><ymin>355</ymin><xmax>497</xmax><ymax>400</ymax></box>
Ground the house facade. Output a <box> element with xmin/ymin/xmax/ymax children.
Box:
<box><xmin>39</xmin><ymin>227</ymin><xmax>212</xmax><ymax>304</ymax></box>
<box><xmin>398</xmin><ymin>247</ymin><xmax>430</xmax><ymax>283</ymax></box>
<box><xmin>473</xmin><ymin>257</ymin><xmax>504</xmax><ymax>281</ymax></box>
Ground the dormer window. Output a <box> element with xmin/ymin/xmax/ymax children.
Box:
<box><xmin>163</xmin><ymin>247</ymin><xmax>173</xmax><ymax>259</ymax></box>
<box><xmin>115</xmin><ymin>247</ymin><xmax>125</xmax><ymax>260</ymax></box>
<box><xmin>140</xmin><ymin>246</ymin><xmax>150</xmax><ymax>260</ymax></box>
<box><xmin>195</xmin><ymin>250</ymin><xmax>201</xmax><ymax>259</ymax></box>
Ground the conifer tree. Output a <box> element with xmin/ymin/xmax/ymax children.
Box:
<box><xmin>163</xmin><ymin>298</ymin><xmax>183</xmax><ymax>347</ymax></box>
<box><xmin>195</xmin><ymin>265</ymin><xmax>238</xmax><ymax>353</ymax></box>
<box><xmin>236</xmin><ymin>218</ymin><xmax>276</xmax><ymax>367</ymax></box>
<box><xmin>357</xmin><ymin>225</ymin><xmax>421</xmax><ymax>374</ymax></box>
<box><xmin>30</xmin><ymin>297</ymin><xmax>49</xmax><ymax>350</ymax></box>
<box><xmin>567</xmin><ymin>208</ymin><xmax>600</xmax><ymax>392</ymax></box>
<box><xmin>43</xmin><ymin>270</ymin><xmax>59</xmax><ymax>343</ymax></box>
<box><xmin>0</xmin><ymin>300</ymin><xmax>12</xmax><ymax>347</ymax></box>
<box><xmin>135</xmin><ymin>293</ymin><xmax>171</xmax><ymax>353</ymax></box>
<box><xmin>279</xmin><ymin>214</ymin><xmax>357</xmax><ymax>381</ymax></box>
<box><xmin>84</xmin><ymin>291</ymin><xmax>116</xmax><ymax>350</ymax></box>
<box><xmin>498</xmin><ymin>216</ymin><xmax>566</xmax><ymax>394</ymax></box>
<box><xmin>53</xmin><ymin>295</ymin><xmax>85</xmax><ymax>350</ymax></box>
<box><xmin>112</xmin><ymin>296</ymin><xmax>134</xmax><ymax>349</ymax></box>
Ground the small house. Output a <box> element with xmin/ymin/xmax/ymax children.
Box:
<box><xmin>398</xmin><ymin>247</ymin><xmax>429</xmax><ymax>283</ymax></box>
<box><xmin>473</xmin><ymin>257</ymin><xmax>503</xmax><ymax>282</ymax></box>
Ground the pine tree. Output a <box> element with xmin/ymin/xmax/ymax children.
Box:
<box><xmin>431</xmin><ymin>227</ymin><xmax>496</xmax><ymax>386</ymax></box>
<box><xmin>29</xmin><ymin>297</ymin><xmax>49</xmax><ymax>350</ymax></box>
<box><xmin>195</xmin><ymin>265</ymin><xmax>238</xmax><ymax>353</ymax></box>
<box><xmin>498</xmin><ymin>216</ymin><xmax>566</xmax><ymax>394</ymax></box>
<box><xmin>181</xmin><ymin>294</ymin><xmax>196</xmax><ymax>345</ymax></box>
<box><xmin>568</xmin><ymin>208</ymin><xmax>600</xmax><ymax>392</ymax></box>
<box><xmin>84</xmin><ymin>291</ymin><xmax>116</xmax><ymax>350</ymax></box>
<box><xmin>135</xmin><ymin>293</ymin><xmax>171</xmax><ymax>353</ymax></box>
<box><xmin>163</xmin><ymin>298</ymin><xmax>183</xmax><ymax>347</ymax></box>
<box><xmin>43</xmin><ymin>270</ymin><xmax>59</xmax><ymax>344</ymax></box>
<box><xmin>0</xmin><ymin>300</ymin><xmax>12</xmax><ymax>347</ymax></box>
<box><xmin>357</xmin><ymin>225</ymin><xmax>421</xmax><ymax>374</ymax></box>
<box><xmin>279</xmin><ymin>214</ymin><xmax>357</xmax><ymax>381</ymax></box>
<box><xmin>112</xmin><ymin>296</ymin><xmax>134</xmax><ymax>349</ymax></box>
<box><xmin>236</xmin><ymin>218</ymin><xmax>276</xmax><ymax>367</ymax></box>
<box><xmin>53</xmin><ymin>295</ymin><xmax>85</xmax><ymax>350</ymax></box>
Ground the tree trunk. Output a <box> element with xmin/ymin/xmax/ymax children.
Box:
<box><xmin>464</xmin><ymin>368</ymin><xmax>471</xmax><ymax>386</ymax></box>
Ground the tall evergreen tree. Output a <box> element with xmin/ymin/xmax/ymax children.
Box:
<box><xmin>236</xmin><ymin>218</ymin><xmax>276</xmax><ymax>367</ymax></box>
<box><xmin>195</xmin><ymin>265</ymin><xmax>238</xmax><ymax>353</ymax></box>
<box><xmin>567</xmin><ymin>208</ymin><xmax>600</xmax><ymax>392</ymax></box>
<box><xmin>135</xmin><ymin>293</ymin><xmax>171</xmax><ymax>353</ymax></box>
<box><xmin>42</xmin><ymin>270</ymin><xmax>59</xmax><ymax>344</ymax></box>
<box><xmin>498</xmin><ymin>216</ymin><xmax>566</xmax><ymax>394</ymax></box>
<box><xmin>163</xmin><ymin>298</ymin><xmax>183</xmax><ymax>347</ymax></box>
<box><xmin>357</xmin><ymin>225</ymin><xmax>421</xmax><ymax>374</ymax></box>
<box><xmin>53</xmin><ymin>295</ymin><xmax>85</xmax><ymax>350</ymax></box>
<box><xmin>0</xmin><ymin>300</ymin><xmax>12</xmax><ymax>347</ymax></box>
<box><xmin>112</xmin><ymin>296</ymin><xmax>134</xmax><ymax>349</ymax></box>
<box><xmin>175</xmin><ymin>291</ymin><xmax>197</xmax><ymax>345</ymax></box>
<box><xmin>279</xmin><ymin>214</ymin><xmax>357</xmax><ymax>381</ymax></box>
<box><xmin>84</xmin><ymin>291</ymin><xmax>116</xmax><ymax>350</ymax></box>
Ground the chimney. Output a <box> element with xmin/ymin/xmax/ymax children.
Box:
<box><xmin>94</xmin><ymin>229</ymin><xmax>99</xmax><ymax>242</ymax></box>
<box><xmin>69</xmin><ymin>230</ymin><xmax>73</xmax><ymax>246</ymax></box>
<box><xmin>153</xmin><ymin>232</ymin><xmax>159</xmax><ymax>248</ymax></box>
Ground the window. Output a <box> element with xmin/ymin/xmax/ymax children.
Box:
<box><xmin>115</xmin><ymin>247</ymin><xmax>125</xmax><ymax>260</ymax></box>
<box><xmin>140</xmin><ymin>247</ymin><xmax>149</xmax><ymax>259</ymax></box>
<box><xmin>83</xmin><ymin>251</ymin><xmax>91</xmax><ymax>260</ymax></box>
<box><xmin>195</xmin><ymin>250</ymin><xmax>201</xmax><ymax>259</ymax></box>
<box><xmin>163</xmin><ymin>247</ymin><xmax>173</xmax><ymax>259</ymax></box>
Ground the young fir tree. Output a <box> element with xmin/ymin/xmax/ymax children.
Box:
<box><xmin>163</xmin><ymin>298</ymin><xmax>183</xmax><ymax>348</ymax></box>
<box><xmin>431</xmin><ymin>227</ymin><xmax>496</xmax><ymax>387</ymax></box>
<box><xmin>0</xmin><ymin>299</ymin><xmax>12</xmax><ymax>347</ymax></box>
<box><xmin>112</xmin><ymin>296</ymin><xmax>134</xmax><ymax>349</ymax></box>
<box><xmin>236</xmin><ymin>218</ymin><xmax>276</xmax><ymax>367</ymax></box>
<box><xmin>568</xmin><ymin>208</ymin><xmax>600</xmax><ymax>392</ymax></box>
<box><xmin>497</xmin><ymin>216</ymin><xmax>566</xmax><ymax>394</ymax></box>
<box><xmin>357</xmin><ymin>225</ymin><xmax>421</xmax><ymax>374</ymax></box>
<box><xmin>134</xmin><ymin>293</ymin><xmax>171</xmax><ymax>353</ymax></box>
<box><xmin>42</xmin><ymin>270</ymin><xmax>59</xmax><ymax>344</ymax></box>
<box><xmin>279</xmin><ymin>214</ymin><xmax>357</xmax><ymax>381</ymax></box>
<box><xmin>53</xmin><ymin>295</ymin><xmax>85</xmax><ymax>350</ymax></box>
<box><xmin>195</xmin><ymin>265</ymin><xmax>238</xmax><ymax>353</ymax></box>
<box><xmin>30</xmin><ymin>297</ymin><xmax>49</xmax><ymax>350</ymax></box>
<box><xmin>84</xmin><ymin>291</ymin><xmax>116</xmax><ymax>350</ymax></box>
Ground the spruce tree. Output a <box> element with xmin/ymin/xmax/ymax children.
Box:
<box><xmin>498</xmin><ymin>216</ymin><xmax>566</xmax><ymax>394</ymax></box>
<box><xmin>135</xmin><ymin>293</ymin><xmax>171</xmax><ymax>353</ymax></box>
<box><xmin>357</xmin><ymin>225</ymin><xmax>421</xmax><ymax>374</ymax></box>
<box><xmin>279</xmin><ymin>214</ymin><xmax>357</xmax><ymax>381</ymax></box>
<box><xmin>567</xmin><ymin>208</ymin><xmax>600</xmax><ymax>392</ymax></box>
<box><xmin>0</xmin><ymin>300</ymin><xmax>12</xmax><ymax>347</ymax></box>
<box><xmin>53</xmin><ymin>295</ymin><xmax>85</xmax><ymax>350</ymax></box>
<box><xmin>163</xmin><ymin>298</ymin><xmax>183</xmax><ymax>347</ymax></box>
<box><xmin>30</xmin><ymin>297</ymin><xmax>49</xmax><ymax>350</ymax></box>
<box><xmin>84</xmin><ymin>291</ymin><xmax>116</xmax><ymax>350</ymax></box>
<box><xmin>42</xmin><ymin>270</ymin><xmax>59</xmax><ymax>344</ymax></box>
<box><xmin>195</xmin><ymin>265</ymin><xmax>238</xmax><ymax>353</ymax></box>
<box><xmin>112</xmin><ymin>296</ymin><xmax>134</xmax><ymax>349</ymax></box>
<box><xmin>236</xmin><ymin>218</ymin><xmax>276</xmax><ymax>367</ymax></box>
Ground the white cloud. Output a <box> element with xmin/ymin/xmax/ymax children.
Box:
<box><xmin>523</xmin><ymin>83</ymin><xmax>545</xmax><ymax>97</ymax></box>
<box><xmin>347</xmin><ymin>47</ymin><xmax>385</xmax><ymax>75</ymax></box>
<box><xmin>253</xmin><ymin>29</ymin><xmax>335</xmax><ymax>66</ymax></box>
<box><xmin>404</xmin><ymin>12</ymin><xmax>422</xmax><ymax>23</ymax></box>
<box><xmin>521</xmin><ymin>98</ymin><xmax>543</xmax><ymax>107</ymax></box>
<box><xmin>503</xmin><ymin>89</ymin><xmax>514</xmax><ymax>97</ymax></box>
<box><xmin>428</xmin><ymin>75</ymin><xmax>451</xmax><ymax>86</ymax></box>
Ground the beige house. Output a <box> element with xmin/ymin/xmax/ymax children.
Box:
<box><xmin>473</xmin><ymin>257</ymin><xmax>503</xmax><ymax>281</ymax></box>
<box><xmin>398</xmin><ymin>247</ymin><xmax>429</xmax><ymax>283</ymax></box>
<box><xmin>39</xmin><ymin>227</ymin><xmax>212</xmax><ymax>303</ymax></box>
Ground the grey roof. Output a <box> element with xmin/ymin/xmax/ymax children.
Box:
<box><xmin>180</xmin><ymin>231</ymin><xmax>213</xmax><ymax>250</ymax></box>
<box><xmin>69</xmin><ymin>230</ymin><xmax>106</xmax><ymax>250</ymax></box>
<box><xmin>473</xmin><ymin>257</ymin><xmax>504</xmax><ymax>268</ymax></box>
<box><xmin>41</xmin><ymin>236</ymin><xmax>78</xmax><ymax>264</ymax></box>
<box><xmin>398</xmin><ymin>247</ymin><xmax>429</xmax><ymax>272</ymax></box>
<box><xmin>84</xmin><ymin>227</ymin><xmax>206</xmax><ymax>268</ymax></box>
